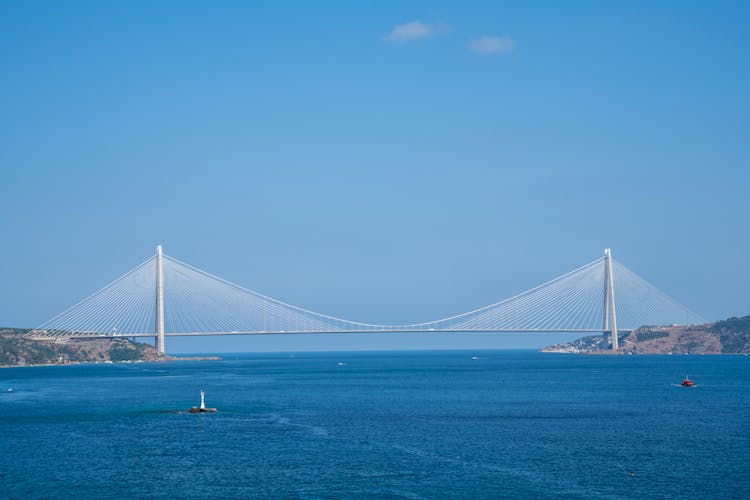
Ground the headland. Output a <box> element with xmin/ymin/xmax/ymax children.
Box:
<box><xmin>0</xmin><ymin>328</ymin><xmax>219</xmax><ymax>367</ymax></box>
<box><xmin>542</xmin><ymin>315</ymin><xmax>750</xmax><ymax>354</ymax></box>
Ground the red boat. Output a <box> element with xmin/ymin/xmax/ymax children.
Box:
<box><xmin>681</xmin><ymin>376</ymin><xmax>696</xmax><ymax>387</ymax></box>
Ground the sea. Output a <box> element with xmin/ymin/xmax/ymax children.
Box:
<box><xmin>1</xmin><ymin>351</ymin><xmax>748</xmax><ymax>499</ymax></box>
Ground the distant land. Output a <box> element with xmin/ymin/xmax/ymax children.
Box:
<box><xmin>3</xmin><ymin>315</ymin><xmax>749</xmax><ymax>365</ymax></box>
<box><xmin>542</xmin><ymin>315</ymin><xmax>750</xmax><ymax>354</ymax></box>
<box><xmin>0</xmin><ymin>328</ymin><xmax>219</xmax><ymax>367</ymax></box>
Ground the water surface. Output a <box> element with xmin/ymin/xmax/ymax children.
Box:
<box><xmin>1</xmin><ymin>351</ymin><xmax>748</xmax><ymax>498</ymax></box>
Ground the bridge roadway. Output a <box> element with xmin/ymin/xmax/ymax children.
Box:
<box><xmin>34</xmin><ymin>328</ymin><xmax>627</xmax><ymax>340</ymax></box>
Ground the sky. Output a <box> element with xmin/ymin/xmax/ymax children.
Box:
<box><xmin>1</xmin><ymin>1</ymin><xmax>748</xmax><ymax>353</ymax></box>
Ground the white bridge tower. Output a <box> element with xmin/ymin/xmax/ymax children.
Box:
<box><xmin>155</xmin><ymin>245</ymin><xmax>165</xmax><ymax>354</ymax></box>
<box><xmin>603</xmin><ymin>248</ymin><xmax>619</xmax><ymax>350</ymax></box>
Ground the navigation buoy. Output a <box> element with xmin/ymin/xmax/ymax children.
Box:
<box><xmin>189</xmin><ymin>389</ymin><xmax>217</xmax><ymax>413</ymax></box>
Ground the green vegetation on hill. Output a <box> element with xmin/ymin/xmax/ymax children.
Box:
<box><xmin>633</xmin><ymin>328</ymin><xmax>670</xmax><ymax>342</ymax></box>
<box><xmin>0</xmin><ymin>335</ymin><xmax>58</xmax><ymax>365</ymax></box>
<box><xmin>109</xmin><ymin>342</ymin><xmax>152</xmax><ymax>361</ymax></box>
<box><xmin>711</xmin><ymin>316</ymin><xmax>750</xmax><ymax>353</ymax></box>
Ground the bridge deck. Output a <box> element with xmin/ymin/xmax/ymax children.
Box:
<box><xmin>28</xmin><ymin>328</ymin><xmax>628</xmax><ymax>340</ymax></box>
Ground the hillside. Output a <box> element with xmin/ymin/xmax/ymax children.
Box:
<box><xmin>0</xmin><ymin>328</ymin><xmax>170</xmax><ymax>366</ymax></box>
<box><xmin>542</xmin><ymin>315</ymin><xmax>750</xmax><ymax>354</ymax></box>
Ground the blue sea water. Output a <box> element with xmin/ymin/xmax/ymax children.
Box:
<box><xmin>1</xmin><ymin>351</ymin><xmax>748</xmax><ymax>499</ymax></box>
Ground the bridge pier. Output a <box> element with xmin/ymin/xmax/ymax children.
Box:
<box><xmin>603</xmin><ymin>248</ymin><xmax>619</xmax><ymax>350</ymax></box>
<box><xmin>156</xmin><ymin>245</ymin><xmax>165</xmax><ymax>354</ymax></box>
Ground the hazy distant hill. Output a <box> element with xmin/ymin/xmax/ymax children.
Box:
<box><xmin>542</xmin><ymin>315</ymin><xmax>750</xmax><ymax>354</ymax></box>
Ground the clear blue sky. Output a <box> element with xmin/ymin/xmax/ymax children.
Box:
<box><xmin>1</xmin><ymin>1</ymin><xmax>748</xmax><ymax>353</ymax></box>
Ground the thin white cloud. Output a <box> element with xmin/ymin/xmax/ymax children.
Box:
<box><xmin>467</xmin><ymin>35</ymin><xmax>516</xmax><ymax>54</ymax></box>
<box><xmin>384</xmin><ymin>21</ymin><xmax>449</xmax><ymax>43</ymax></box>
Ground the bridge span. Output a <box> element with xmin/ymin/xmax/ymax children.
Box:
<box><xmin>28</xmin><ymin>246</ymin><xmax>704</xmax><ymax>354</ymax></box>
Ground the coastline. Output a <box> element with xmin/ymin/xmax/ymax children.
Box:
<box><xmin>540</xmin><ymin>317</ymin><xmax>750</xmax><ymax>355</ymax></box>
<box><xmin>1</xmin><ymin>332</ymin><xmax>223</xmax><ymax>368</ymax></box>
<box><xmin>0</xmin><ymin>355</ymin><xmax>222</xmax><ymax>369</ymax></box>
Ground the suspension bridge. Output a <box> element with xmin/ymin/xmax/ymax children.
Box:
<box><xmin>27</xmin><ymin>246</ymin><xmax>705</xmax><ymax>354</ymax></box>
